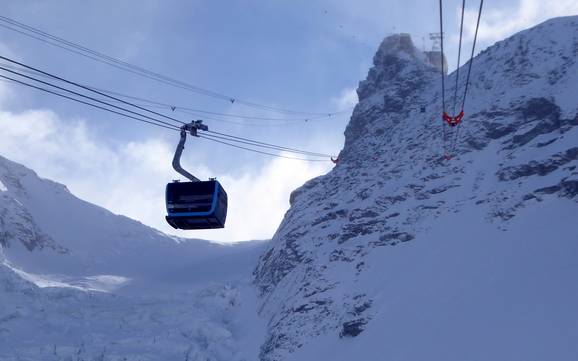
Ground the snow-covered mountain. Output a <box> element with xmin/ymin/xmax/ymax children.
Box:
<box><xmin>0</xmin><ymin>153</ymin><xmax>266</xmax><ymax>288</ymax></box>
<box><xmin>2</xmin><ymin>15</ymin><xmax>578</xmax><ymax>361</ymax></box>
<box><xmin>0</xmin><ymin>155</ymin><xmax>268</xmax><ymax>360</ymax></box>
<box><xmin>254</xmin><ymin>16</ymin><xmax>578</xmax><ymax>361</ymax></box>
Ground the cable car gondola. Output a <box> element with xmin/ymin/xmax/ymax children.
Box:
<box><xmin>165</xmin><ymin>121</ymin><xmax>228</xmax><ymax>230</ymax></box>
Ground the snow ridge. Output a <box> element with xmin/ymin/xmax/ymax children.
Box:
<box><xmin>254</xmin><ymin>16</ymin><xmax>578</xmax><ymax>361</ymax></box>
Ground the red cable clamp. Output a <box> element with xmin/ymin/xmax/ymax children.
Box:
<box><xmin>442</xmin><ymin>110</ymin><xmax>464</xmax><ymax>127</ymax></box>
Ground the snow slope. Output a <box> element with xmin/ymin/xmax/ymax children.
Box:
<box><xmin>0</xmin><ymin>155</ymin><xmax>268</xmax><ymax>360</ymax></box>
<box><xmin>286</xmin><ymin>200</ymin><xmax>578</xmax><ymax>361</ymax></box>
<box><xmin>0</xmin><ymin>263</ymin><xmax>267</xmax><ymax>360</ymax></box>
<box><xmin>254</xmin><ymin>17</ymin><xmax>578</xmax><ymax>361</ymax></box>
<box><xmin>0</xmin><ymin>153</ymin><xmax>265</xmax><ymax>288</ymax></box>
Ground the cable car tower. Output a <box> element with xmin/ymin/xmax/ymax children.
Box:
<box><xmin>425</xmin><ymin>32</ymin><xmax>448</xmax><ymax>75</ymax></box>
<box><xmin>429</xmin><ymin>32</ymin><xmax>443</xmax><ymax>51</ymax></box>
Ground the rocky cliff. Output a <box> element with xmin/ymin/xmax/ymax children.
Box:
<box><xmin>254</xmin><ymin>17</ymin><xmax>578</xmax><ymax>361</ymax></box>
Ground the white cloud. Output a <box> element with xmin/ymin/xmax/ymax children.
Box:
<box><xmin>465</xmin><ymin>0</ymin><xmax>578</xmax><ymax>43</ymax></box>
<box><xmin>197</xmin><ymin>157</ymin><xmax>330</xmax><ymax>242</ymax></box>
<box><xmin>332</xmin><ymin>87</ymin><xmax>358</xmax><ymax>111</ymax></box>
<box><xmin>0</xmin><ymin>107</ymin><xmax>330</xmax><ymax>243</ymax></box>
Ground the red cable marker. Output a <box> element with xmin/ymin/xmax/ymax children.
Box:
<box><xmin>442</xmin><ymin>110</ymin><xmax>464</xmax><ymax>127</ymax></box>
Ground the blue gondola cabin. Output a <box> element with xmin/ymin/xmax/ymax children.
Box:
<box><xmin>165</xmin><ymin>180</ymin><xmax>228</xmax><ymax>230</ymax></box>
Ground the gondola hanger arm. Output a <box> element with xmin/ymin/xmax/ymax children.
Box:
<box><xmin>172</xmin><ymin>120</ymin><xmax>207</xmax><ymax>182</ymax></box>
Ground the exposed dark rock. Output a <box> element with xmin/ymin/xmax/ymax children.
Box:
<box><xmin>329</xmin><ymin>249</ymin><xmax>354</xmax><ymax>263</ymax></box>
<box><xmin>292</xmin><ymin>304</ymin><xmax>315</xmax><ymax>313</ymax></box>
<box><xmin>536</xmin><ymin>138</ymin><xmax>559</xmax><ymax>148</ymax></box>
<box><xmin>339</xmin><ymin>219</ymin><xmax>385</xmax><ymax>244</ymax></box>
<box><xmin>465</xmin><ymin>136</ymin><xmax>489</xmax><ymax>150</ymax></box>
<box><xmin>289</xmin><ymin>178</ymin><xmax>321</xmax><ymax>205</ymax></box>
<box><xmin>492</xmin><ymin>209</ymin><xmax>516</xmax><ymax>221</ymax></box>
<box><xmin>522</xmin><ymin>193</ymin><xmax>538</xmax><ymax>201</ymax></box>
<box><xmin>311</xmin><ymin>210</ymin><xmax>348</xmax><ymax>227</ymax></box>
<box><xmin>498</xmin><ymin>148</ymin><xmax>578</xmax><ymax>181</ymax></box>
<box><xmin>482</xmin><ymin>121</ymin><xmax>518</xmax><ymax>140</ymax></box>
<box><xmin>535</xmin><ymin>180</ymin><xmax>578</xmax><ymax>198</ymax></box>
<box><xmin>353</xmin><ymin>301</ymin><xmax>372</xmax><ymax>316</ymax></box>
<box><xmin>0</xmin><ymin>196</ymin><xmax>63</xmax><ymax>253</ymax></box>
<box><xmin>339</xmin><ymin>319</ymin><xmax>368</xmax><ymax>338</ymax></box>
<box><xmin>372</xmin><ymin>232</ymin><xmax>415</xmax><ymax>247</ymax></box>
<box><xmin>518</xmin><ymin>97</ymin><xmax>560</xmax><ymax>121</ymax></box>
<box><xmin>348</xmin><ymin>208</ymin><xmax>380</xmax><ymax>222</ymax></box>
<box><xmin>428</xmin><ymin>185</ymin><xmax>459</xmax><ymax>194</ymax></box>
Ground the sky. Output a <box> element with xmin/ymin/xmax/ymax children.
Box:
<box><xmin>0</xmin><ymin>0</ymin><xmax>577</xmax><ymax>242</ymax></box>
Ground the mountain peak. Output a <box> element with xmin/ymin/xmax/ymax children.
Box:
<box><xmin>376</xmin><ymin>33</ymin><xmax>421</xmax><ymax>59</ymax></box>
<box><xmin>356</xmin><ymin>33</ymin><xmax>441</xmax><ymax>102</ymax></box>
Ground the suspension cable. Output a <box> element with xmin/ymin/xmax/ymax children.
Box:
<box><xmin>438</xmin><ymin>0</ymin><xmax>449</xmax><ymax>158</ymax></box>
<box><xmin>175</xmin><ymin>109</ymin><xmax>342</xmax><ymax>127</ymax></box>
<box><xmin>202</xmin><ymin>133</ymin><xmax>333</xmax><ymax>158</ymax></box>
<box><xmin>461</xmin><ymin>0</ymin><xmax>484</xmax><ymax>111</ymax></box>
<box><xmin>0</xmin><ymin>64</ymin><xmax>182</xmax><ymax>129</ymax></box>
<box><xmin>452</xmin><ymin>0</ymin><xmax>466</xmax><ymax>115</ymax></box>
<box><xmin>438</xmin><ymin>0</ymin><xmax>446</xmax><ymax>113</ymax></box>
<box><xmin>0</xmin><ymin>21</ymin><xmax>235</xmax><ymax>103</ymax></box>
<box><xmin>0</xmin><ymin>55</ymin><xmax>186</xmax><ymax>126</ymax></box>
<box><xmin>0</xmin><ymin>15</ymin><xmax>349</xmax><ymax>116</ymax></box>
<box><xmin>438</xmin><ymin>0</ymin><xmax>483</xmax><ymax>159</ymax></box>
<box><xmin>77</xmin><ymin>86</ymin><xmax>348</xmax><ymax>124</ymax></box>
<box><xmin>198</xmin><ymin>135</ymin><xmax>330</xmax><ymax>162</ymax></box>
<box><xmin>1</xmin><ymin>73</ymin><xmax>333</xmax><ymax>162</ymax></box>
<box><xmin>206</xmin><ymin>130</ymin><xmax>334</xmax><ymax>158</ymax></box>
<box><xmin>86</xmin><ymin>86</ymin><xmax>349</xmax><ymax>122</ymax></box>
<box><xmin>0</xmin><ymin>62</ymin><xmax>349</xmax><ymax>127</ymax></box>
<box><xmin>0</xmin><ymin>64</ymin><xmax>336</xmax><ymax>160</ymax></box>
<box><xmin>450</xmin><ymin>0</ymin><xmax>484</xmax><ymax>156</ymax></box>
<box><xmin>448</xmin><ymin>0</ymin><xmax>466</xmax><ymax>156</ymax></box>
<box><xmin>0</xmin><ymin>74</ymin><xmax>180</xmax><ymax>131</ymax></box>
